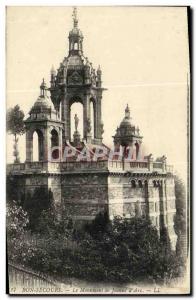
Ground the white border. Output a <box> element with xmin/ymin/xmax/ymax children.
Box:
<box><xmin>1</xmin><ymin>1</ymin><xmax>194</xmax><ymax>299</ymax></box>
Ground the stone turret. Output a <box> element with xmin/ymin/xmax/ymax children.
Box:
<box><xmin>24</xmin><ymin>79</ymin><xmax>63</xmax><ymax>162</ymax></box>
<box><xmin>49</xmin><ymin>7</ymin><xmax>106</xmax><ymax>145</ymax></box>
<box><xmin>113</xmin><ymin>104</ymin><xmax>142</xmax><ymax>159</ymax></box>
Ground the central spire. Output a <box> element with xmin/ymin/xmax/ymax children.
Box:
<box><xmin>72</xmin><ymin>7</ymin><xmax>78</xmax><ymax>28</ymax></box>
<box><xmin>125</xmin><ymin>104</ymin><xmax>131</xmax><ymax>119</ymax></box>
<box><xmin>68</xmin><ymin>7</ymin><xmax>83</xmax><ymax>55</ymax></box>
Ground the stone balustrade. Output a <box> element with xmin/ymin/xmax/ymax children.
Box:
<box><xmin>7</xmin><ymin>158</ymin><xmax>172</xmax><ymax>174</ymax></box>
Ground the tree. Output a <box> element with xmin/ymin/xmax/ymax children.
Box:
<box><xmin>174</xmin><ymin>175</ymin><xmax>187</xmax><ymax>235</ymax></box>
<box><xmin>23</xmin><ymin>187</ymin><xmax>54</xmax><ymax>232</ymax></box>
<box><xmin>7</xmin><ymin>105</ymin><xmax>25</xmax><ymax>163</ymax></box>
<box><xmin>84</xmin><ymin>211</ymin><xmax>110</xmax><ymax>238</ymax></box>
<box><xmin>73</xmin><ymin>216</ymin><xmax>181</xmax><ymax>283</ymax></box>
<box><xmin>173</xmin><ymin>175</ymin><xmax>188</xmax><ymax>259</ymax></box>
<box><xmin>7</xmin><ymin>201</ymin><xmax>29</xmax><ymax>262</ymax></box>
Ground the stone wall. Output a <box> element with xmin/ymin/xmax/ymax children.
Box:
<box><xmin>7</xmin><ymin>168</ymin><xmax>177</xmax><ymax>250</ymax></box>
<box><xmin>61</xmin><ymin>173</ymin><xmax>108</xmax><ymax>221</ymax></box>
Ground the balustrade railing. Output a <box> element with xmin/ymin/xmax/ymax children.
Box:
<box><xmin>153</xmin><ymin>162</ymin><xmax>163</xmax><ymax>169</ymax></box>
<box><xmin>126</xmin><ymin>161</ymin><xmax>148</xmax><ymax>169</ymax></box>
<box><xmin>7</xmin><ymin>159</ymin><xmax>172</xmax><ymax>174</ymax></box>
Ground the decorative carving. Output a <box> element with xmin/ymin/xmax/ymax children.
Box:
<box><xmin>68</xmin><ymin>71</ymin><xmax>83</xmax><ymax>85</ymax></box>
<box><xmin>100</xmin><ymin>122</ymin><xmax>104</xmax><ymax>135</ymax></box>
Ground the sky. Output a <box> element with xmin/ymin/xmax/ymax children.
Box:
<box><xmin>6</xmin><ymin>6</ymin><xmax>190</xmax><ymax>183</ymax></box>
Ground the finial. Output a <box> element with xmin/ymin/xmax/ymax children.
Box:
<box><xmin>125</xmin><ymin>104</ymin><xmax>130</xmax><ymax>112</ymax></box>
<box><xmin>97</xmin><ymin>65</ymin><xmax>102</xmax><ymax>74</ymax></box>
<box><xmin>40</xmin><ymin>78</ymin><xmax>47</xmax><ymax>97</ymax></box>
<box><xmin>125</xmin><ymin>104</ymin><xmax>130</xmax><ymax>119</ymax></box>
<box><xmin>72</xmin><ymin>7</ymin><xmax>78</xmax><ymax>28</ymax></box>
<box><xmin>50</xmin><ymin>65</ymin><xmax>56</xmax><ymax>76</ymax></box>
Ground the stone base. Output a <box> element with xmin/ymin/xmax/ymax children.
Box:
<box><xmin>7</xmin><ymin>162</ymin><xmax>178</xmax><ymax>251</ymax></box>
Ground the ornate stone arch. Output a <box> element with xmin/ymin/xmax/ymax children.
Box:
<box><xmin>50</xmin><ymin>128</ymin><xmax>60</xmax><ymax>160</ymax></box>
<box><xmin>131</xmin><ymin>179</ymin><xmax>136</xmax><ymax>188</ymax></box>
<box><xmin>138</xmin><ymin>180</ymin><xmax>143</xmax><ymax>188</ymax></box>
<box><xmin>31</xmin><ymin>128</ymin><xmax>44</xmax><ymax>161</ymax></box>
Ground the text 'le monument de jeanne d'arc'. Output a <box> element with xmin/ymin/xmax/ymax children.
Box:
<box><xmin>7</xmin><ymin>7</ymin><xmax>177</xmax><ymax>250</ymax></box>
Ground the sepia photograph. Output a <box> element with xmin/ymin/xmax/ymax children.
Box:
<box><xmin>6</xmin><ymin>6</ymin><xmax>191</xmax><ymax>295</ymax></box>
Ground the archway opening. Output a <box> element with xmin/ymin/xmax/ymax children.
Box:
<box><xmin>90</xmin><ymin>100</ymin><xmax>95</xmax><ymax>138</ymax></box>
<box><xmin>131</xmin><ymin>180</ymin><xmax>136</xmax><ymax>188</ymax></box>
<box><xmin>70</xmin><ymin>102</ymin><xmax>83</xmax><ymax>140</ymax></box>
<box><xmin>135</xmin><ymin>142</ymin><xmax>139</xmax><ymax>160</ymax></box>
<box><xmin>138</xmin><ymin>180</ymin><xmax>143</xmax><ymax>188</ymax></box>
<box><xmin>51</xmin><ymin>129</ymin><xmax>59</xmax><ymax>159</ymax></box>
<box><xmin>74</xmin><ymin>42</ymin><xmax>78</xmax><ymax>50</ymax></box>
<box><xmin>33</xmin><ymin>129</ymin><xmax>44</xmax><ymax>162</ymax></box>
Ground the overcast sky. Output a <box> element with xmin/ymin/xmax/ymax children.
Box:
<box><xmin>6</xmin><ymin>6</ymin><xmax>190</xmax><ymax>182</ymax></box>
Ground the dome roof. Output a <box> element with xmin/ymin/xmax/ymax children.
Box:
<box><xmin>120</xmin><ymin>117</ymin><xmax>132</xmax><ymax>127</ymax></box>
<box><xmin>113</xmin><ymin>105</ymin><xmax>142</xmax><ymax>147</ymax></box>
<box><xmin>30</xmin><ymin>79</ymin><xmax>55</xmax><ymax>114</ymax></box>
<box><xmin>119</xmin><ymin>104</ymin><xmax>132</xmax><ymax>129</ymax></box>
<box><xmin>30</xmin><ymin>95</ymin><xmax>54</xmax><ymax>113</ymax></box>
<box><xmin>115</xmin><ymin>104</ymin><xmax>140</xmax><ymax>138</ymax></box>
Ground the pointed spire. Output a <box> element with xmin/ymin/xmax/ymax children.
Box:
<box><xmin>50</xmin><ymin>65</ymin><xmax>56</xmax><ymax>76</ymax></box>
<box><xmin>136</xmin><ymin>126</ymin><xmax>140</xmax><ymax>136</ymax></box>
<box><xmin>97</xmin><ymin>65</ymin><xmax>101</xmax><ymax>73</ymax></box>
<box><xmin>125</xmin><ymin>104</ymin><xmax>130</xmax><ymax>119</ymax></box>
<box><xmin>40</xmin><ymin>78</ymin><xmax>47</xmax><ymax>97</ymax></box>
<box><xmin>72</xmin><ymin>7</ymin><xmax>78</xmax><ymax>28</ymax></box>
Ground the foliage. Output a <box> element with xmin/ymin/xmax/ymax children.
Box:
<box><xmin>174</xmin><ymin>175</ymin><xmax>187</xmax><ymax>235</ymax></box>
<box><xmin>7</xmin><ymin>105</ymin><xmax>25</xmax><ymax>138</ymax></box>
<box><xmin>23</xmin><ymin>187</ymin><xmax>54</xmax><ymax>232</ymax></box>
<box><xmin>7</xmin><ymin>105</ymin><xmax>25</xmax><ymax>162</ymax></box>
<box><xmin>6</xmin><ymin>201</ymin><xmax>30</xmax><ymax>262</ymax></box>
<box><xmin>174</xmin><ymin>175</ymin><xmax>187</xmax><ymax>257</ymax></box>
<box><xmin>84</xmin><ymin>211</ymin><xmax>110</xmax><ymax>238</ymax></box>
<box><xmin>73</xmin><ymin>216</ymin><xmax>179</xmax><ymax>283</ymax></box>
<box><xmin>7</xmin><ymin>193</ymin><xmax>185</xmax><ymax>284</ymax></box>
<box><xmin>17</xmin><ymin>212</ymin><xmax>183</xmax><ymax>284</ymax></box>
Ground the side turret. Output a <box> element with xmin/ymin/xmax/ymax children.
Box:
<box><xmin>96</xmin><ymin>65</ymin><xmax>102</xmax><ymax>87</ymax></box>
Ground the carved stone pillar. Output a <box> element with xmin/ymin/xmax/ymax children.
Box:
<box><xmin>92</xmin><ymin>96</ymin><xmax>102</xmax><ymax>144</ymax></box>
<box><xmin>26</xmin><ymin>131</ymin><xmax>33</xmax><ymax>162</ymax></box>
<box><xmin>83</xmin><ymin>95</ymin><xmax>90</xmax><ymax>139</ymax></box>
<box><xmin>43</xmin><ymin>128</ymin><xmax>50</xmax><ymax>162</ymax></box>
<box><xmin>61</xmin><ymin>91</ymin><xmax>70</xmax><ymax>141</ymax></box>
<box><xmin>159</xmin><ymin>180</ymin><xmax>168</xmax><ymax>229</ymax></box>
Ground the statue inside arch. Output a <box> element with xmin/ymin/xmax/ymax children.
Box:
<box><xmin>74</xmin><ymin>114</ymin><xmax>79</xmax><ymax>132</ymax></box>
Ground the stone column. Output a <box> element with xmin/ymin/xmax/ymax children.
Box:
<box><xmin>43</xmin><ymin>127</ymin><xmax>51</xmax><ymax>162</ymax></box>
<box><xmin>95</xmin><ymin>96</ymin><xmax>102</xmax><ymax>141</ymax></box>
<box><xmin>59</xmin><ymin>127</ymin><xmax>63</xmax><ymax>160</ymax></box>
<box><xmin>148</xmin><ymin>154</ymin><xmax>154</xmax><ymax>171</ymax></box>
<box><xmin>159</xmin><ymin>180</ymin><xmax>168</xmax><ymax>229</ymax></box>
<box><xmin>25</xmin><ymin>131</ymin><xmax>33</xmax><ymax>162</ymax></box>
<box><xmin>61</xmin><ymin>93</ymin><xmax>70</xmax><ymax>141</ymax></box>
<box><xmin>83</xmin><ymin>95</ymin><xmax>90</xmax><ymax>140</ymax></box>
<box><xmin>147</xmin><ymin>179</ymin><xmax>155</xmax><ymax>220</ymax></box>
<box><xmin>137</xmin><ymin>141</ymin><xmax>143</xmax><ymax>160</ymax></box>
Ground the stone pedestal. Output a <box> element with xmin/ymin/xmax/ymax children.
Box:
<box><xmin>73</xmin><ymin>130</ymin><xmax>81</xmax><ymax>147</ymax></box>
<box><xmin>86</xmin><ymin>133</ymin><xmax>92</xmax><ymax>144</ymax></box>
